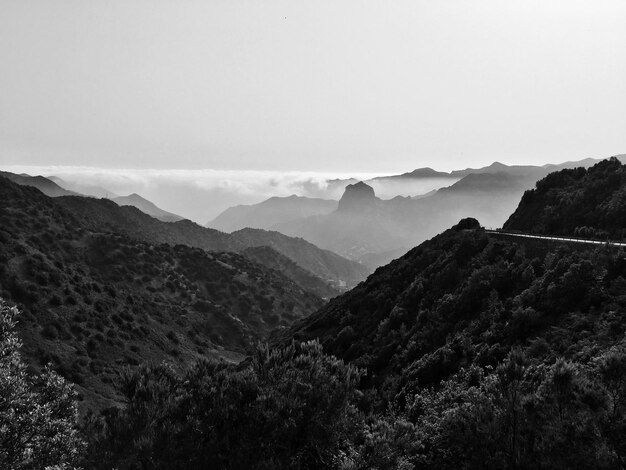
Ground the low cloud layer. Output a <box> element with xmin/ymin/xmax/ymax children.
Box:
<box><xmin>2</xmin><ymin>166</ymin><xmax>388</xmax><ymax>223</ymax></box>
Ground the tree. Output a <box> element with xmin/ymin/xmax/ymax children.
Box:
<box><xmin>87</xmin><ymin>340</ymin><xmax>363</xmax><ymax>469</ymax></box>
<box><xmin>0</xmin><ymin>298</ymin><xmax>84</xmax><ymax>469</ymax></box>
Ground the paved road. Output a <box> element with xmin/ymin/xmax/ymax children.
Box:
<box><xmin>484</xmin><ymin>230</ymin><xmax>626</xmax><ymax>248</ymax></box>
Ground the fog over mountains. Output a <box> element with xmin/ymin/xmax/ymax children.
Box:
<box><xmin>209</xmin><ymin>156</ymin><xmax>624</xmax><ymax>268</ymax></box>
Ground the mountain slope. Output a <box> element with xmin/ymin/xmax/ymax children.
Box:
<box><xmin>241</xmin><ymin>246</ymin><xmax>339</xmax><ymax>299</ymax></box>
<box><xmin>48</xmin><ymin>175</ymin><xmax>119</xmax><ymax>198</ymax></box>
<box><xmin>5</xmin><ymin>176</ymin><xmax>368</xmax><ymax>289</ymax></box>
<box><xmin>5</xmin><ymin>172</ymin><xmax>185</xmax><ymax>222</ymax></box>
<box><xmin>112</xmin><ymin>193</ymin><xmax>185</xmax><ymax>222</ymax></box>
<box><xmin>0</xmin><ymin>177</ymin><xmax>323</xmax><ymax>409</ymax></box>
<box><xmin>0</xmin><ymin>171</ymin><xmax>77</xmax><ymax>197</ymax></box>
<box><xmin>230</xmin><ymin>228</ymin><xmax>369</xmax><ymax>289</ymax></box>
<box><xmin>281</xmin><ymin>217</ymin><xmax>626</xmax><ymax>396</ymax></box>
<box><xmin>504</xmin><ymin>157</ymin><xmax>626</xmax><ymax>239</ymax></box>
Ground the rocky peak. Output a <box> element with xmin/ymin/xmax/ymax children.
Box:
<box><xmin>338</xmin><ymin>181</ymin><xmax>377</xmax><ymax>212</ymax></box>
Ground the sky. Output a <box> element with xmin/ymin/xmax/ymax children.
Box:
<box><xmin>1</xmin><ymin>1</ymin><xmax>625</xmax><ymax>222</ymax></box>
<box><xmin>1</xmin><ymin>0</ymin><xmax>625</xmax><ymax>174</ymax></box>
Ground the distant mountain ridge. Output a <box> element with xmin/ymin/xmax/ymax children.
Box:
<box><xmin>207</xmin><ymin>156</ymin><xmax>611</xmax><ymax>259</ymax></box>
<box><xmin>208</xmin><ymin>194</ymin><xmax>336</xmax><ymax>232</ymax></box>
<box><xmin>7</xmin><ymin>172</ymin><xmax>186</xmax><ymax>222</ymax></box>
<box><xmin>0</xmin><ymin>171</ymin><xmax>367</xmax><ymax>289</ymax></box>
<box><xmin>48</xmin><ymin>176</ymin><xmax>119</xmax><ymax>199</ymax></box>
<box><xmin>112</xmin><ymin>193</ymin><xmax>184</xmax><ymax>222</ymax></box>
<box><xmin>0</xmin><ymin>171</ymin><xmax>78</xmax><ymax>197</ymax></box>
<box><xmin>242</xmin><ymin>157</ymin><xmax>619</xmax><ymax>267</ymax></box>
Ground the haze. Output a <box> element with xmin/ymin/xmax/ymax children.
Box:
<box><xmin>1</xmin><ymin>0</ymin><xmax>625</xmax><ymax>175</ymax></box>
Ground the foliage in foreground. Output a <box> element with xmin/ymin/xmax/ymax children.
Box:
<box><xmin>0</xmin><ymin>300</ymin><xmax>84</xmax><ymax>469</ymax></box>
<box><xmin>85</xmin><ymin>340</ymin><xmax>362</xmax><ymax>470</ymax></box>
<box><xmin>78</xmin><ymin>342</ymin><xmax>626</xmax><ymax>470</ymax></box>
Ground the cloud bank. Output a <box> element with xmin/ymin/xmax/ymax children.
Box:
<box><xmin>2</xmin><ymin>166</ymin><xmax>386</xmax><ymax>223</ymax></box>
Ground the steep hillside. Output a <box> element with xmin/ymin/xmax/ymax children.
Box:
<box><xmin>112</xmin><ymin>193</ymin><xmax>185</xmax><ymax>222</ymax></box>
<box><xmin>0</xmin><ymin>178</ymin><xmax>323</xmax><ymax>409</ymax></box>
<box><xmin>30</xmin><ymin>184</ymin><xmax>368</xmax><ymax>289</ymax></box>
<box><xmin>231</xmin><ymin>228</ymin><xmax>369</xmax><ymax>289</ymax></box>
<box><xmin>0</xmin><ymin>171</ymin><xmax>77</xmax><ymax>197</ymax></box>
<box><xmin>97</xmin><ymin>215</ymin><xmax>626</xmax><ymax>468</ymax></box>
<box><xmin>504</xmin><ymin>157</ymin><xmax>626</xmax><ymax>239</ymax></box>
<box><xmin>283</xmin><ymin>218</ymin><xmax>626</xmax><ymax>395</ymax></box>
<box><xmin>241</xmin><ymin>246</ymin><xmax>339</xmax><ymax>299</ymax></box>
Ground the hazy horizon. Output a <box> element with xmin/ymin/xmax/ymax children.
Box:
<box><xmin>3</xmin><ymin>151</ymin><xmax>622</xmax><ymax>223</ymax></box>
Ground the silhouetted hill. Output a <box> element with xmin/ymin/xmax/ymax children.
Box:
<box><xmin>112</xmin><ymin>193</ymin><xmax>185</xmax><ymax>222</ymax></box>
<box><xmin>208</xmin><ymin>195</ymin><xmax>336</xmax><ymax>232</ymax></box>
<box><xmin>504</xmin><ymin>158</ymin><xmax>626</xmax><ymax>239</ymax></box>
<box><xmin>4</xmin><ymin>174</ymin><xmax>367</xmax><ymax>289</ymax></box>
<box><xmin>0</xmin><ymin>171</ymin><xmax>78</xmax><ymax>197</ymax></box>
<box><xmin>0</xmin><ymin>177</ymin><xmax>323</xmax><ymax>409</ymax></box>
<box><xmin>6</xmin><ymin>171</ymin><xmax>185</xmax><ymax>222</ymax></box>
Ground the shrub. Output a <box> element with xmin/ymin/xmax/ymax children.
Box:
<box><xmin>0</xmin><ymin>299</ymin><xmax>85</xmax><ymax>468</ymax></box>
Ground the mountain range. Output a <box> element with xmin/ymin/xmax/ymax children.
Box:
<box><xmin>2</xmin><ymin>171</ymin><xmax>368</xmax><ymax>294</ymax></box>
<box><xmin>5</xmin><ymin>157</ymin><xmax>626</xmax><ymax>469</ymax></box>
<box><xmin>209</xmin><ymin>156</ymin><xmax>625</xmax><ymax>268</ymax></box>
<box><xmin>0</xmin><ymin>177</ymin><xmax>325</xmax><ymax>408</ymax></box>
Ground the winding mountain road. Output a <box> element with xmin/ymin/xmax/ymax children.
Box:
<box><xmin>484</xmin><ymin>230</ymin><xmax>626</xmax><ymax>248</ymax></box>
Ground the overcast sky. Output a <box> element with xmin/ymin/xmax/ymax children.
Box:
<box><xmin>1</xmin><ymin>0</ymin><xmax>625</xmax><ymax>174</ymax></box>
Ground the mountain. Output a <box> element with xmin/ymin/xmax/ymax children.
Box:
<box><xmin>48</xmin><ymin>175</ymin><xmax>119</xmax><ymax>198</ymax></box>
<box><xmin>208</xmin><ymin>195</ymin><xmax>336</xmax><ymax>232</ymax></box>
<box><xmin>12</xmin><ymin>159</ymin><xmax>626</xmax><ymax>468</ymax></box>
<box><xmin>274</xmin><ymin>183</ymin><xmax>409</xmax><ymax>261</ymax></box>
<box><xmin>272</xmin><ymin>176</ymin><xmax>522</xmax><ymax>262</ymax></box>
<box><xmin>7</xmin><ymin>172</ymin><xmax>184</xmax><ymax>222</ymax></box>
<box><xmin>55</xmin><ymin>195</ymin><xmax>367</xmax><ymax>289</ymax></box>
<box><xmin>0</xmin><ymin>177</ymin><xmax>323</xmax><ymax>409</ymax></box>
<box><xmin>112</xmin><ymin>193</ymin><xmax>185</xmax><ymax>222</ymax></box>
<box><xmin>504</xmin><ymin>157</ymin><xmax>626</xmax><ymax>239</ymax></box>
<box><xmin>337</xmin><ymin>181</ymin><xmax>380</xmax><ymax>213</ymax></box>
<box><xmin>373</xmin><ymin>167</ymin><xmax>452</xmax><ymax>179</ymax></box>
<box><xmin>0</xmin><ymin>171</ymin><xmax>77</xmax><ymax>197</ymax></box>
<box><xmin>269</xmin><ymin>211</ymin><xmax>626</xmax><ymax>467</ymax></box>
<box><xmin>271</xmin><ymin>158</ymin><xmax>609</xmax><ymax>267</ymax></box>
<box><xmin>0</xmin><ymin>170</ymin><xmax>367</xmax><ymax>290</ymax></box>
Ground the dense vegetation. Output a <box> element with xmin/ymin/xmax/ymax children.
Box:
<box><xmin>4</xmin><ymin>170</ymin><xmax>368</xmax><ymax>291</ymax></box>
<box><xmin>0</xmin><ymin>178</ymin><xmax>322</xmax><ymax>408</ymax></box>
<box><xmin>3</xmin><ymin>160</ymin><xmax>626</xmax><ymax>468</ymax></box>
<box><xmin>54</xmin><ymin>188</ymin><xmax>369</xmax><ymax>289</ymax></box>
<box><xmin>504</xmin><ymin>157</ymin><xmax>626</xmax><ymax>239</ymax></box>
<box><xmin>83</xmin><ymin>341</ymin><xmax>362</xmax><ymax>469</ymax></box>
<box><xmin>1</xmin><ymin>300</ymin><xmax>84</xmax><ymax>469</ymax></box>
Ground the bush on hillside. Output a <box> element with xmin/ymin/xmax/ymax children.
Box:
<box><xmin>0</xmin><ymin>299</ymin><xmax>84</xmax><ymax>469</ymax></box>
